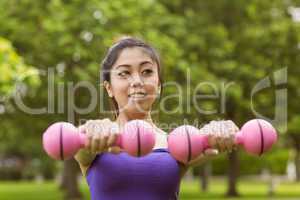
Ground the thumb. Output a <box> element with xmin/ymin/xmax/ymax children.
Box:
<box><xmin>203</xmin><ymin>148</ymin><xmax>219</xmax><ymax>157</ymax></box>
<box><xmin>108</xmin><ymin>146</ymin><xmax>122</xmax><ymax>154</ymax></box>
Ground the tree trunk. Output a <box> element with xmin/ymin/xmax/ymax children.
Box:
<box><xmin>226</xmin><ymin>150</ymin><xmax>240</xmax><ymax>197</ymax></box>
<box><xmin>290</xmin><ymin>133</ymin><xmax>300</xmax><ymax>182</ymax></box>
<box><xmin>60</xmin><ymin>159</ymin><xmax>82</xmax><ymax>200</ymax></box>
<box><xmin>199</xmin><ymin>163</ymin><xmax>211</xmax><ymax>192</ymax></box>
<box><xmin>296</xmin><ymin>148</ymin><xmax>300</xmax><ymax>182</ymax></box>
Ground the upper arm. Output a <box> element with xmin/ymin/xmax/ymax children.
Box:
<box><xmin>187</xmin><ymin>158</ymin><xmax>205</xmax><ymax>168</ymax></box>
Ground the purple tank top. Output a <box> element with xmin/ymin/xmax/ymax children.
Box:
<box><xmin>86</xmin><ymin>148</ymin><xmax>181</xmax><ymax>200</ymax></box>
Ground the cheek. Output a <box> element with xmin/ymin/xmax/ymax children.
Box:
<box><xmin>145</xmin><ymin>76</ymin><xmax>160</xmax><ymax>93</ymax></box>
<box><xmin>111</xmin><ymin>77</ymin><xmax>128</xmax><ymax>90</ymax></box>
<box><xmin>110</xmin><ymin>79</ymin><xmax>129</xmax><ymax>101</ymax></box>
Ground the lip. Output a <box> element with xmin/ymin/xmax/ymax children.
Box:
<box><xmin>128</xmin><ymin>92</ymin><xmax>147</xmax><ymax>99</ymax></box>
<box><xmin>128</xmin><ymin>92</ymin><xmax>147</xmax><ymax>97</ymax></box>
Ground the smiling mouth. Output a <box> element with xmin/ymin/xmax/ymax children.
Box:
<box><xmin>128</xmin><ymin>92</ymin><xmax>147</xmax><ymax>98</ymax></box>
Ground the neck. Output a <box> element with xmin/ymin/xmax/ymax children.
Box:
<box><xmin>116</xmin><ymin>111</ymin><xmax>154</xmax><ymax>128</ymax></box>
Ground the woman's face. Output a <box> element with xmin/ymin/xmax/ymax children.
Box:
<box><xmin>105</xmin><ymin>47</ymin><xmax>160</xmax><ymax>116</ymax></box>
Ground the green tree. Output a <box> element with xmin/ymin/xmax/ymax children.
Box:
<box><xmin>0</xmin><ymin>37</ymin><xmax>40</xmax><ymax>155</ymax></box>
<box><xmin>160</xmin><ymin>0</ymin><xmax>300</xmax><ymax>196</ymax></box>
<box><xmin>0</xmin><ymin>37</ymin><xmax>39</xmax><ymax>98</ymax></box>
<box><xmin>0</xmin><ymin>0</ymin><xmax>299</xmax><ymax>199</ymax></box>
<box><xmin>0</xmin><ymin>1</ymin><xmax>183</xmax><ymax>199</ymax></box>
<box><xmin>288</xmin><ymin>116</ymin><xmax>300</xmax><ymax>181</ymax></box>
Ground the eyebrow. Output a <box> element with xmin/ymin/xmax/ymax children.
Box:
<box><xmin>116</xmin><ymin>61</ymin><xmax>154</xmax><ymax>69</ymax></box>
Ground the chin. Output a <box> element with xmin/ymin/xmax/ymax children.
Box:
<box><xmin>125</xmin><ymin>105</ymin><xmax>151</xmax><ymax>116</ymax></box>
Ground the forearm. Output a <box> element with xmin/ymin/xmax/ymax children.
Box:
<box><xmin>74</xmin><ymin>148</ymin><xmax>96</xmax><ymax>167</ymax></box>
<box><xmin>188</xmin><ymin>154</ymin><xmax>211</xmax><ymax>168</ymax></box>
<box><xmin>187</xmin><ymin>148</ymin><xmax>219</xmax><ymax>168</ymax></box>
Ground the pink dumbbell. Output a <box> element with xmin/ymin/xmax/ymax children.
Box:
<box><xmin>42</xmin><ymin>120</ymin><xmax>155</xmax><ymax>160</ymax></box>
<box><xmin>168</xmin><ymin>119</ymin><xmax>278</xmax><ymax>164</ymax></box>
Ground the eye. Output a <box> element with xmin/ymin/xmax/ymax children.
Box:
<box><xmin>142</xmin><ymin>69</ymin><xmax>153</xmax><ymax>76</ymax></box>
<box><xmin>118</xmin><ymin>71</ymin><xmax>130</xmax><ymax>77</ymax></box>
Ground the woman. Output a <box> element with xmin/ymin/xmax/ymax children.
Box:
<box><xmin>75</xmin><ymin>37</ymin><xmax>239</xmax><ymax>200</ymax></box>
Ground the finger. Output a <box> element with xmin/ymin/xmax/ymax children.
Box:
<box><xmin>110</xmin><ymin>122</ymin><xmax>120</xmax><ymax>134</ymax></box>
<box><xmin>102</xmin><ymin>118</ymin><xmax>112</xmax><ymax>126</ymax></box>
<box><xmin>229</xmin><ymin>120</ymin><xmax>240</xmax><ymax>132</ymax></box>
<box><xmin>208</xmin><ymin>135</ymin><xmax>217</xmax><ymax>148</ymax></box>
<box><xmin>231</xmin><ymin>135</ymin><xmax>239</xmax><ymax>151</ymax></box>
<box><xmin>226</xmin><ymin>120</ymin><xmax>239</xmax><ymax>133</ymax></box>
<box><xmin>83</xmin><ymin>124</ymin><xmax>93</xmax><ymax>149</ymax></box>
<box><xmin>215</xmin><ymin>136</ymin><xmax>226</xmax><ymax>152</ymax></box>
<box><xmin>85</xmin><ymin>120</ymin><xmax>95</xmax><ymax>131</ymax></box>
<box><xmin>84</xmin><ymin>134</ymin><xmax>93</xmax><ymax>149</ymax></box>
<box><xmin>204</xmin><ymin>148</ymin><xmax>219</xmax><ymax>156</ymax></box>
<box><xmin>107</xmin><ymin>133</ymin><xmax>119</xmax><ymax>147</ymax></box>
<box><xmin>224</xmin><ymin>137</ymin><xmax>234</xmax><ymax>152</ymax></box>
<box><xmin>98</xmin><ymin>134</ymin><xmax>109</xmax><ymax>152</ymax></box>
<box><xmin>77</xmin><ymin>125</ymin><xmax>89</xmax><ymax>147</ymax></box>
<box><xmin>85</xmin><ymin>121</ymin><xmax>97</xmax><ymax>137</ymax></box>
<box><xmin>191</xmin><ymin>149</ymin><xmax>218</xmax><ymax>165</ymax></box>
<box><xmin>87</xmin><ymin>120</ymin><xmax>104</xmax><ymax>133</ymax></box>
<box><xmin>91</xmin><ymin>135</ymin><xmax>100</xmax><ymax>153</ymax></box>
<box><xmin>103</xmin><ymin>118</ymin><xmax>111</xmax><ymax>122</ymax></box>
<box><xmin>108</xmin><ymin>146</ymin><xmax>122</xmax><ymax>154</ymax></box>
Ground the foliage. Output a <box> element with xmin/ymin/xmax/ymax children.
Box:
<box><xmin>0</xmin><ymin>0</ymin><xmax>299</xmax><ymax>183</ymax></box>
<box><xmin>0</xmin><ymin>37</ymin><xmax>40</xmax><ymax>97</ymax></box>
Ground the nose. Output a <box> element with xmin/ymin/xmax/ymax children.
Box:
<box><xmin>130</xmin><ymin>74</ymin><xmax>144</xmax><ymax>87</ymax></box>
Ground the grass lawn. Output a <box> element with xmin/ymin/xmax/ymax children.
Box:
<box><xmin>0</xmin><ymin>178</ymin><xmax>299</xmax><ymax>200</ymax></box>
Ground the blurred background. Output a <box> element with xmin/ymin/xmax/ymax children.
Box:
<box><xmin>0</xmin><ymin>0</ymin><xmax>300</xmax><ymax>199</ymax></box>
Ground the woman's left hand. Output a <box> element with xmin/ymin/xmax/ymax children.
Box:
<box><xmin>185</xmin><ymin>120</ymin><xmax>238</xmax><ymax>168</ymax></box>
<box><xmin>199</xmin><ymin>120</ymin><xmax>239</xmax><ymax>153</ymax></box>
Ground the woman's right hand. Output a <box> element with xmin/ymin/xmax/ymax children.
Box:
<box><xmin>79</xmin><ymin>118</ymin><xmax>121</xmax><ymax>154</ymax></box>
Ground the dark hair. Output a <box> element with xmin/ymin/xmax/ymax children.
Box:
<box><xmin>101</xmin><ymin>36</ymin><xmax>163</xmax><ymax>119</ymax></box>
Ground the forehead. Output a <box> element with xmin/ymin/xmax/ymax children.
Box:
<box><xmin>113</xmin><ymin>47</ymin><xmax>155</xmax><ymax>68</ymax></box>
